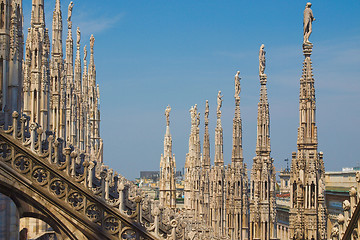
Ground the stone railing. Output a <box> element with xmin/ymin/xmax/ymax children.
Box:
<box><xmin>0</xmin><ymin>111</ymin><xmax>186</xmax><ymax>239</ymax></box>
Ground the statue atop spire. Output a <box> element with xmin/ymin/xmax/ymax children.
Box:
<box><xmin>205</xmin><ymin>100</ymin><xmax>209</xmax><ymax>124</ymax></box>
<box><xmin>76</xmin><ymin>27</ymin><xmax>81</xmax><ymax>47</ymax></box>
<box><xmin>84</xmin><ymin>45</ymin><xmax>87</xmax><ymax>61</ymax></box>
<box><xmin>259</xmin><ymin>44</ymin><xmax>266</xmax><ymax>76</ymax></box>
<box><xmin>234</xmin><ymin>71</ymin><xmax>241</xmax><ymax>101</ymax></box>
<box><xmin>67</xmin><ymin>1</ymin><xmax>74</xmax><ymax>29</ymax></box>
<box><xmin>165</xmin><ymin>105</ymin><xmax>171</xmax><ymax>127</ymax></box>
<box><xmin>90</xmin><ymin>35</ymin><xmax>95</xmax><ymax>54</ymax></box>
<box><xmin>303</xmin><ymin>2</ymin><xmax>315</xmax><ymax>44</ymax></box>
<box><xmin>216</xmin><ymin>91</ymin><xmax>223</xmax><ymax>119</ymax></box>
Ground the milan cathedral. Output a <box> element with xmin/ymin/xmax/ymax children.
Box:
<box><xmin>0</xmin><ymin>0</ymin><xmax>331</xmax><ymax>239</ymax></box>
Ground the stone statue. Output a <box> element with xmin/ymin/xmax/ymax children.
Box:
<box><xmin>303</xmin><ymin>2</ymin><xmax>315</xmax><ymax>44</ymax></box>
<box><xmin>76</xmin><ymin>27</ymin><xmax>81</xmax><ymax>46</ymax></box>
<box><xmin>196</xmin><ymin>112</ymin><xmax>200</xmax><ymax>127</ymax></box>
<box><xmin>216</xmin><ymin>91</ymin><xmax>223</xmax><ymax>115</ymax></box>
<box><xmin>234</xmin><ymin>71</ymin><xmax>241</xmax><ymax>98</ymax></box>
<box><xmin>84</xmin><ymin>45</ymin><xmax>87</xmax><ymax>61</ymax></box>
<box><xmin>68</xmin><ymin>2</ymin><xmax>74</xmax><ymax>23</ymax></box>
<box><xmin>205</xmin><ymin>100</ymin><xmax>209</xmax><ymax>122</ymax></box>
<box><xmin>259</xmin><ymin>44</ymin><xmax>266</xmax><ymax>75</ymax></box>
<box><xmin>165</xmin><ymin>105</ymin><xmax>171</xmax><ymax>126</ymax></box>
<box><xmin>90</xmin><ymin>35</ymin><xmax>95</xmax><ymax>53</ymax></box>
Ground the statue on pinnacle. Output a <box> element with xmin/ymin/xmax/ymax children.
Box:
<box><xmin>235</xmin><ymin>71</ymin><xmax>241</xmax><ymax>99</ymax></box>
<box><xmin>259</xmin><ymin>44</ymin><xmax>266</xmax><ymax>75</ymax></box>
<box><xmin>165</xmin><ymin>105</ymin><xmax>171</xmax><ymax>126</ymax></box>
<box><xmin>205</xmin><ymin>100</ymin><xmax>209</xmax><ymax>123</ymax></box>
<box><xmin>68</xmin><ymin>2</ymin><xmax>74</xmax><ymax>29</ymax></box>
<box><xmin>77</xmin><ymin>27</ymin><xmax>81</xmax><ymax>46</ymax></box>
<box><xmin>84</xmin><ymin>45</ymin><xmax>87</xmax><ymax>61</ymax></box>
<box><xmin>217</xmin><ymin>91</ymin><xmax>223</xmax><ymax>118</ymax></box>
<box><xmin>303</xmin><ymin>2</ymin><xmax>315</xmax><ymax>44</ymax></box>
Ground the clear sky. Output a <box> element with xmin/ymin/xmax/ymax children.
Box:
<box><xmin>23</xmin><ymin>1</ymin><xmax>360</xmax><ymax>180</ymax></box>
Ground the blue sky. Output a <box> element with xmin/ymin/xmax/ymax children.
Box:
<box><xmin>23</xmin><ymin>1</ymin><xmax>360</xmax><ymax>180</ymax></box>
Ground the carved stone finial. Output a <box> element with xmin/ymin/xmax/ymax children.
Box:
<box><xmin>29</xmin><ymin>122</ymin><xmax>38</xmax><ymax>131</ymax></box>
<box><xmin>259</xmin><ymin>44</ymin><xmax>266</xmax><ymax>75</ymax></box>
<box><xmin>12</xmin><ymin>111</ymin><xmax>19</xmax><ymax>118</ymax></box>
<box><xmin>67</xmin><ymin>2</ymin><xmax>74</xmax><ymax>29</ymax></box>
<box><xmin>303</xmin><ymin>2</ymin><xmax>315</xmax><ymax>44</ymax></box>
<box><xmin>165</xmin><ymin>105</ymin><xmax>171</xmax><ymax>127</ymax></box>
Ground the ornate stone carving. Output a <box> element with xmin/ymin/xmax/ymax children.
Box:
<box><xmin>50</xmin><ymin>179</ymin><xmax>66</xmax><ymax>197</ymax></box>
<box><xmin>32</xmin><ymin>167</ymin><xmax>48</xmax><ymax>185</ymax></box>
<box><xmin>68</xmin><ymin>192</ymin><xmax>84</xmax><ymax>208</ymax></box>
<box><xmin>121</xmin><ymin>228</ymin><xmax>136</xmax><ymax>240</ymax></box>
<box><xmin>13</xmin><ymin>156</ymin><xmax>30</xmax><ymax>173</ymax></box>
<box><xmin>104</xmin><ymin>216</ymin><xmax>120</xmax><ymax>233</ymax></box>
<box><xmin>0</xmin><ymin>144</ymin><xmax>12</xmax><ymax>160</ymax></box>
<box><xmin>86</xmin><ymin>204</ymin><xmax>101</xmax><ymax>221</ymax></box>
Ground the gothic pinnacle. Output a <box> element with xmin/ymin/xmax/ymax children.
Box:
<box><xmin>52</xmin><ymin>0</ymin><xmax>63</xmax><ymax>58</ymax></box>
<box><xmin>203</xmin><ymin>100</ymin><xmax>210</xmax><ymax>168</ymax></box>
<box><xmin>289</xmin><ymin>4</ymin><xmax>326</xmax><ymax>239</ymax></box>
<box><xmin>256</xmin><ymin>44</ymin><xmax>270</xmax><ymax>153</ymax></box>
<box><xmin>55</xmin><ymin>0</ymin><xmax>61</xmax><ymax>12</ymax></box>
<box><xmin>31</xmin><ymin>0</ymin><xmax>45</xmax><ymax>27</ymax></box>
<box><xmin>232</xmin><ymin>71</ymin><xmax>243</xmax><ymax>163</ymax></box>
<box><xmin>215</xmin><ymin>91</ymin><xmax>224</xmax><ymax>166</ymax></box>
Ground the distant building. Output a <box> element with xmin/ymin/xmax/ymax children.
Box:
<box><xmin>276</xmin><ymin>167</ymin><xmax>358</xmax><ymax>239</ymax></box>
<box><xmin>325</xmin><ymin>168</ymin><xmax>358</xmax><ymax>238</ymax></box>
<box><xmin>279</xmin><ymin>168</ymin><xmax>290</xmax><ymax>194</ymax></box>
<box><xmin>140</xmin><ymin>170</ymin><xmax>182</xmax><ymax>182</ymax></box>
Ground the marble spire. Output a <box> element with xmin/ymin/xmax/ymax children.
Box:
<box><xmin>289</xmin><ymin>3</ymin><xmax>327</xmax><ymax>239</ymax></box>
<box><xmin>231</xmin><ymin>71</ymin><xmax>243</xmax><ymax>164</ymax></box>
<box><xmin>52</xmin><ymin>0</ymin><xmax>63</xmax><ymax>58</ymax></box>
<box><xmin>202</xmin><ymin>100</ymin><xmax>210</xmax><ymax>169</ymax></box>
<box><xmin>250</xmin><ymin>44</ymin><xmax>277</xmax><ymax>240</ymax></box>
<box><xmin>31</xmin><ymin>0</ymin><xmax>45</xmax><ymax>27</ymax></box>
<box><xmin>65</xmin><ymin>1</ymin><xmax>74</xmax><ymax>143</ymax></box>
<box><xmin>214</xmin><ymin>91</ymin><xmax>224</xmax><ymax>166</ymax></box>
<box><xmin>159</xmin><ymin>105</ymin><xmax>176</xmax><ymax>209</ymax></box>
